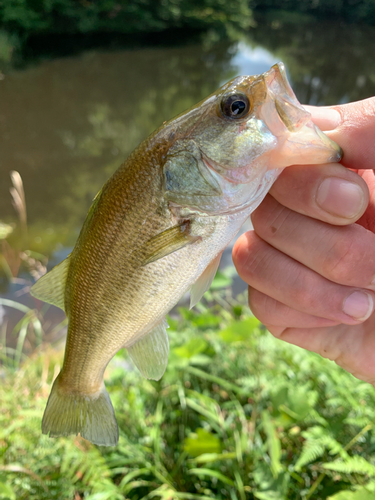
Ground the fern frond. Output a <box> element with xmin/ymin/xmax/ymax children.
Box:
<box><xmin>322</xmin><ymin>456</ymin><xmax>375</xmax><ymax>476</ymax></box>
<box><xmin>295</xmin><ymin>442</ymin><xmax>325</xmax><ymax>471</ymax></box>
<box><xmin>295</xmin><ymin>426</ymin><xmax>348</xmax><ymax>471</ymax></box>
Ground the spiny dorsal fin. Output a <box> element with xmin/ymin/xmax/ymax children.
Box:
<box><xmin>30</xmin><ymin>256</ymin><xmax>70</xmax><ymax>311</ymax></box>
<box><xmin>190</xmin><ymin>252</ymin><xmax>222</xmax><ymax>309</ymax></box>
<box><xmin>127</xmin><ymin>319</ymin><xmax>169</xmax><ymax>380</ymax></box>
<box><xmin>142</xmin><ymin>221</ymin><xmax>200</xmax><ymax>266</ymax></box>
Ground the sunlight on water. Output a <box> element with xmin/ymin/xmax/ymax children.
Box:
<box><xmin>231</xmin><ymin>43</ymin><xmax>280</xmax><ymax>80</ymax></box>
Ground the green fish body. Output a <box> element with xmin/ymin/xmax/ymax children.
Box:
<box><xmin>31</xmin><ymin>63</ymin><xmax>342</xmax><ymax>446</ymax></box>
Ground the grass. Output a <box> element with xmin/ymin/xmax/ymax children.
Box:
<box><xmin>2</xmin><ymin>290</ymin><xmax>375</xmax><ymax>500</ymax></box>
<box><xmin>2</xmin><ymin>172</ymin><xmax>375</xmax><ymax>499</ymax></box>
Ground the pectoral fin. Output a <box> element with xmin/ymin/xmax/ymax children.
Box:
<box><xmin>190</xmin><ymin>252</ymin><xmax>222</xmax><ymax>309</ymax></box>
<box><xmin>142</xmin><ymin>221</ymin><xmax>200</xmax><ymax>266</ymax></box>
<box><xmin>127</xmin><ymin>319</ymin><xmax>169</xmax><ymax>380</ymax></box>
<box><xmin>30</xmin><ymin>256</ymin><xmax>70</xmax><ymax>311</ymax></box>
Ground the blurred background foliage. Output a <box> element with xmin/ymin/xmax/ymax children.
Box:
<box><xmin>1</xmin><ymin>0</ymin><xmax>375</xmax><ymax>499</ymax></box>
<box><xmin>0</xmin><ymin>0</ymin><xmax>252</xmax><ymax>66</ymax></box>
<box><xmin>0</xmin><ymin>0</ymin><xmax>253</xmax><ymax>37</ymax></box>
<box><xmin>0</xmin><ymin>0</ymin><xmax>375</xmax><ymax>67</ymax></box>
<box><xmin>252</xmin><ymin>0</ymin><xmax>375</xmax><ymax>24</ymax></box>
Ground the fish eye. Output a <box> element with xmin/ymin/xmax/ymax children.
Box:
<box><xmin>221</xmin><ymin>93</ymin><xmax>251</xmax><ymax>119</ymax></box>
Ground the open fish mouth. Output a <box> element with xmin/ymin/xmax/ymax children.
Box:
<box><xmin>260</xmin><ymin>63</ymin><xmax>343</xmax><ymax>167</ymax></box>
<box><xmin>267</xmin><ymin>118</ymin><xmax>343</xmax><ymax>167</ymax></box>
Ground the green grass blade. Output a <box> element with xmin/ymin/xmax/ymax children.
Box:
<box><xmin>14</xmin><ymin>323</ymin><xmax>28</xmax><ymax>368</ymax></box>
<box><xmin>186</xmin><ymin>366</ymin><xmax>244</xmax><ymax>394</ymax></box>
<box><xmin>188</xmin><ymin>467</ymin><xmax>235</xmax><ymax>486</ymax></box>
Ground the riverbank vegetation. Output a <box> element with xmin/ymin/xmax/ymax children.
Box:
<box><xmin>1</xmin><ymin>0</ymin><xmax>375</xmax><ymax>67</ymax></box>
<box><xmin>253</xmin><ymin>0</ymin><xmax>375</xmax><ymax>25</ymax></box>
<box><xmin>2</xmin><ymin>195</ymin><xmax>375</xmax><ymax>499</ymax></box>
<box><xmin>1</xmin><ymin>290</ymin><xmax>375</xmax><ymax>500</ymax></box>
<box><xmin>0</xmin><ymin>0</ymin><xmax>252</xmax><ymax>66</ymax></box>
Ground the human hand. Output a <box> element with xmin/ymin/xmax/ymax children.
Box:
<box><xmin>233</xmin><ymin>97</ymin><xmax>375</xmax><ymax>383</ymax></box>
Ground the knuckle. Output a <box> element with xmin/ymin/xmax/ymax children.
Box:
<box><xmin>248</xmin><ymin>287</ymin><xmax>268</xmax><ymax>321</ymax></box>
<box><xmin>248</xmin><ymin>287</ymin><xmax>293</xmax><ymax>327</ymax></box>
<box><xmin>354</xmin><ymin>98</ymin><xmax>375</xmax><ymax>122</ymax></box>
<box><xmin>232</xmin><ymin>232</ymin><xmax>252</xmax><ymax>270</ymax></box>
<box><xmin>322</xmin><ymin>229</ymin><xmax>370</xmax><ymax>284</ymax></box>
<box><xmin>290</xmin><ymin>269</ymin><xmax>321</xmax><ymax>313</ymax></box>
<box><xmin>267</xmin><ymin>325</ymin><xmax>286</xmax><ymax>339</ymax></box>
<box><xmin>323</xmin><ymin>240</ymin><xmax>354</xmax><ymax>283</ymax></box>
<box><xmin>233</xmin><ymin>232</ymin><xmax>269</xmax><ymax>283</ymax></box>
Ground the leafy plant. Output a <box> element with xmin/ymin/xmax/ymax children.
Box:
<box><xmin>1</xmin><ymin>294</ymin><xmax>375</xmax><ymax>499</ymax></box>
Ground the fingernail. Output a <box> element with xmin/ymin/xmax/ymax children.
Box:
<box><xmin>305</xmin><ymin>106</ymin><xmax>342</xmax><ymax>131</ymax></box>
<box><xmin>343</xmin><ymin>291</ymin><xmax>374</xmax><ymax>321</ymax></box>
<box><xmin>316</xmin><ymin>178</ymin><xmax>365</xmax><ymax>218</ymax></box>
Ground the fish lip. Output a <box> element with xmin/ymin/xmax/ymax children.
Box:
<box><xmin>263</xmin><ymin>62</ymin><xmax>296</xmax><ymax>100</ymax></box>
<box><xmin>202</xmin><ymin>153</ymin><xmax>264</xmax><ymax>185</ymax></box>
<box><xmin>202</xmin><ymin>152</ymin><xmax>275</xmax><ymax>185</ymax></box>
<box><xmin>330</xmin><ymin>145</ymin><xmax>343</xmax><ymax>163</ymax></box>
<box><xmin>314</xmin><ymin>126</ymin><xmax>344</xmax><ymax>162</ymax></box>
<box><xmin>201</xmin><ymin>154</ymin><xmax>239</xmax><ymax>184</ymax></box>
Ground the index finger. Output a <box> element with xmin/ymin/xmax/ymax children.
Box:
<box><xmin>305</xmin><ymin>98</ymin><xmax>375</xmax><ymax>170</ymax></box>
<box><xmin>268</xmin><ymin>162</ymin><xmax>369</xmax><ymax>226</ymax></box>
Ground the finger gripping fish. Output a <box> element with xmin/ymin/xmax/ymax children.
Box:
<box><xmin>31</xmin><ymin>63</ymin><xmax>342</xmax><ymax>446</ymax></box>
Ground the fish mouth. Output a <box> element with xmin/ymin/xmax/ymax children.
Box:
<box><xmin>260</xmin><ymin>62</ymin><xmax>343</xmax><ymax>167</ymax></box>
<box><xmin>315</xmin><ymin>126</ymin><xmax>343</xmax><ymax>162</ymax></box>
<box><xmin>202</xmin><ymin>154</ymin><xmax>262</xmax><ymax>185</ymax></box>
<box><xmin>264</xmin><ymin>62</ymin><xmax>296</xmax><ymax>101</ymax></box>
<box><xmin>269</xmin><ymin>122</ymin><xmax>343</xmax><ymax>168</ymax></box>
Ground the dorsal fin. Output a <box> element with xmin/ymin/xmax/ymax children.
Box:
<box><xmin>127</xmin><ymin>319</ymin><xmax>169</xmax><ymax>380</ymax></box>
<box><xmin>190</xmin><ymin>252</ymin><xmax>222</xmax><ymax>309</ymax></box>
<box><xmin>30</xmin><ymin>256</ymin><xmax>70</xmax><ymax>311</ymax></box>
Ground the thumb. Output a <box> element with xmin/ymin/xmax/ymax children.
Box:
<box><xmin>305</xmin><ymin>97</ymin><xmax>375</xmax><ymax>170</ymax></box>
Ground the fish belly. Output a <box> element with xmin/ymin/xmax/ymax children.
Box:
<box><xmin>123</xmin><ymin>209</ymin><xmax>252</xmax><ymax>344</ymax></box>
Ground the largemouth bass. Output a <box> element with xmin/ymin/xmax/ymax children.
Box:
<box><xmin>31</xmin><ymin>63</ymin><xmax>342</xmax><ymax>446</ymax></box>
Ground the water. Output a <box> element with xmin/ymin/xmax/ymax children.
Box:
<box><xmin>0</xmin><ymin>18</ymin><xmax>374</xmax><ymax>340</ymax></box>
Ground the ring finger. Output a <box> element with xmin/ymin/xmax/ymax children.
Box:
<box><xmin>232</xmin><ymin>231</ymin><xmax>375</xmax><ymax>325</ymax></box>
<box><xmin>251</xmin><ymin>194</ymin><xmax>375</xmax><ymax>291</ymax></box>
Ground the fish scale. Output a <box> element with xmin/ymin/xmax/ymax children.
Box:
<box><xmin>31</xmin><ymin>62</ymin><xmax>342</xmax><ymax>446</ymax></box>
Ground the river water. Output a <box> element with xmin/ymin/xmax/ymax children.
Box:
<box><xmin>0</xmin><ymin>17</ymin><xmax>375</xmax><ymax>340</ymax></box>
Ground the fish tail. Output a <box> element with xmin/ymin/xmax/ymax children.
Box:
<box><xmin>42</xmin><ymin>374</ymin><xmax>119</xmax><ymax>446</ymax></box>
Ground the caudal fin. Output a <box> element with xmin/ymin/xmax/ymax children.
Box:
<box><xmin>42</xmin><ymin>375</ymin><xmax>119</xmax><ymax>446</ymax></box>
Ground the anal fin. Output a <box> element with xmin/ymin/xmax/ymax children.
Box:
<box><xmin>190</xmin><ymin>252</ymin><xmax>222</xmax><ymax>309</ymax></box>
<box><xmin>30</xmin><ymin>256</ymin><xmax>70</xmax><ymax>311</ymax></box>
<box><xmin>127</xmin><ymin>319</ymin><xmax>169</xmax><ymax>380</ymax></box>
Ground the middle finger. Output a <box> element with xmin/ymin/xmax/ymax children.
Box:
<box><xmin>252</xmin><ymin>194</ymin><xmax>375</xmax><ymax>290</ymax></box>
<box><xmin>233</xmin><ymin>231</ymin><xmax>375</xmax><ymax>324</ymax></box>
<box><xmin>269</xmin><ymin>163</ymin><xmax>369</xmax><ymax>225</ymax></box>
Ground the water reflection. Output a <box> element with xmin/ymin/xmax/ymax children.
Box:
<box><xmin>0</xmin><ymin>43</ymin><xmax>235</xmax><ymax>232</ymax></box>
<box><xmin>0</xmin><ymin>19</ymin><xmax>374</xmax><ymax>275</ymax></box>
<box><xmin>251</xmin><ymin>18</ymin><xmax>375</xmax><ymax>105</ymax></box>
